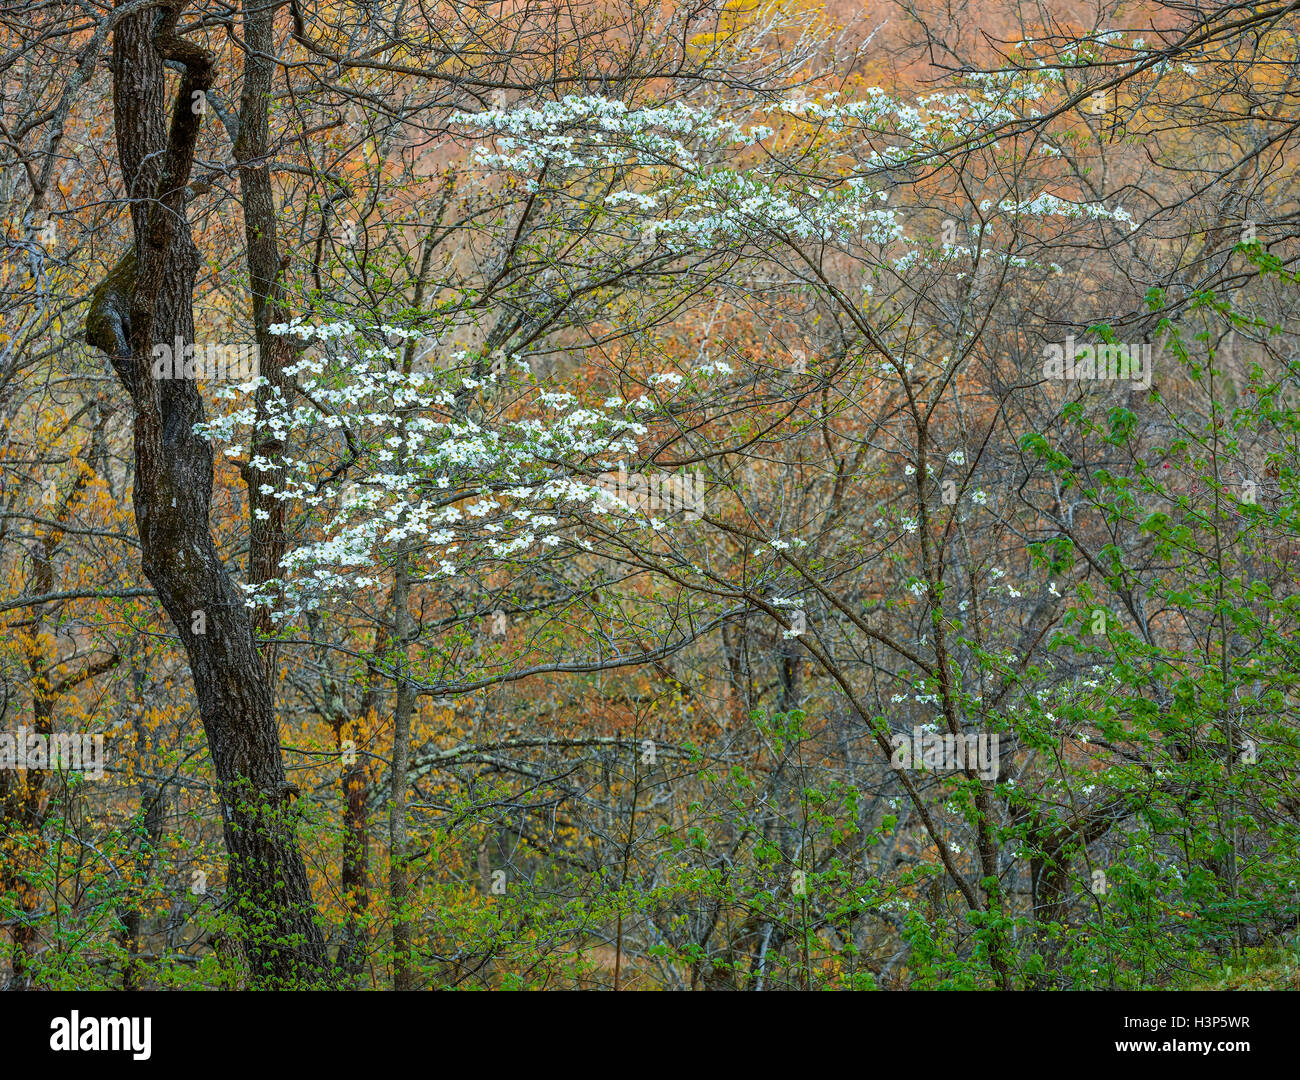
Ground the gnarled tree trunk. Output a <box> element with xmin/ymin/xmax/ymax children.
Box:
<box><xmin>85</xmin><ymin>3</ymin><xmax>327</xmax><ymax>988</ymax></box>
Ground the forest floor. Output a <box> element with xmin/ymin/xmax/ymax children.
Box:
<box><xmin>1190</xmin><ymin>944</ymin><xmax>1300</xmax><ymax>990</ymax></box>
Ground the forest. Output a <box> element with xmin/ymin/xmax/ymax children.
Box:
<box><xmin>1</xmin><ymin>0</ymin><xmax>1299</xmax><ymax>992</ymax></box>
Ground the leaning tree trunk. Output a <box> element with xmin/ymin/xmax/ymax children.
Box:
<box><xmin>84</xmin><ymin>3</ymin><xmax>327</xmax><ymax>987</ymax></box>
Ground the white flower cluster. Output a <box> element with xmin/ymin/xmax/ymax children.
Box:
<box><xmin>996</xmin><ymin>192</ymin><xmax>1136</xmax><ymax>230</ymax></box>
<box><xmin>197</xmin><ymin>325</ymin><xmax>709</xmax><ymax>617</ymax></box>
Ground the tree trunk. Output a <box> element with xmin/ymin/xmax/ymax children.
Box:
<box><xmin>388</xmin><ymin>551</ymin><xmax>416</xmax><ymax>990</ymax></box>
<box><xmin>85</xmin><ymin>4</ymin><xmax>327</xmax><ymax>988</ymax></box>
<box><xmin>234</xmin><ymin>0</ymin><xmax>295</xmax><ymax>677</ymax></box>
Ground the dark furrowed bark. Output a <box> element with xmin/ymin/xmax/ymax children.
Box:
<box><xmin>85</xmin><ymin>4</ymin><xmax>328</xmax><ymax>988</ymax></box>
